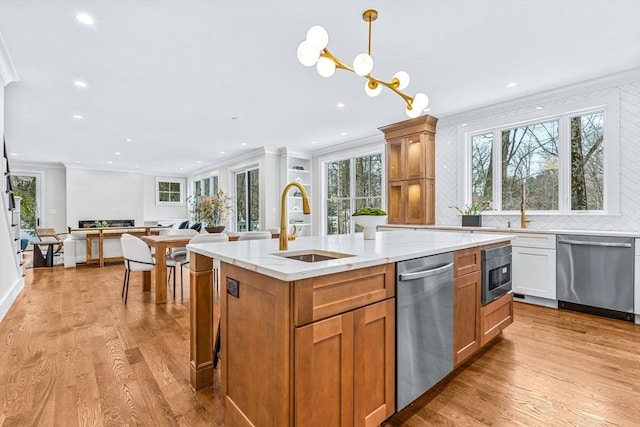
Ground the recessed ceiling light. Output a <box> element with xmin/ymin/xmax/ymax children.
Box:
<box><xmin>196</xmin><ymin>160</ymin><xmax>202</xmax><ymax>163</ymax></box>
<box><xmin>220</xmin><ymin>151</ymin><xmax>225</xmax><ymax>154</ymax></box>
<box><xmin>72</xmin><ymin>114</ymin><xmax>84</xmax><ymax>119</ymax></box>
<box><xmin>124</xmin><ymin>138</ymin><xmax>133</xmax><ymax>142</ymax></box>
<box><xmin>76</xmin><ymin>13</ymin><xmax>94</xmax><ymax>25</ymax></box>
<box><xmin>115</xmin><ymin>152</ymin><xmax>121</xmax><ymax>155</ymax></box>
<box><xmin>135</xmin><ymin>166</ymin><xmax>139</xmax><ymax>169</ymax></box>
<box><xmin>310</xmin><ymin>141</ymin><xmax>316</xmax><ymax>145</ymax></box>
<box><xmin>240</xmin><ymin>142</ymin><xmax>247</xmax><ymax>146</ymax></box>
<box><xmin>535</xmin><ymin>106</ymin><xmax>544</xmax><ymax>110</ymax></box>
<box><xmin>337</xmin><ymin>102</ymin><xmax>345</xmax><ymax>108</ymax></box>
<box><xmin>107</xmin><ymin>161</ymin><xmax>113</xmax><ymax>165</ymax></box>
<box><xmin>506</xmin><ymin>82</ymin><xmax>518</xmax><ymax>88</ymax></box>
<box><xmin>74</xmin><ymin>80</ymin><xmax>87</xmax><ymax>88</ymax></box>
<box><xmin>179</xmin><ymin>167</ymin><xmax>184</xmax><ymax>171</ymax></box>
<box><xmin>461</xmin><ymin>123</ymin><xmax>467</xmax><ymax>127</ymax></box>
<box><xmin>9</xmin><ymin>152</ymin><xmax>17</xmax><ymax>156</ymax></box>
<box><xmin>340</xmin><ymin>132</ymin><xmax>347</xmax><ymax>136</ymax></box>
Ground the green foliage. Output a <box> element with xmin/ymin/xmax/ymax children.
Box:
<box><xmin>449</xmin><ymin>201</ymin><xmax>491</xmax><ymax>215</ymax></box>
<box><xmin>352</xmin><ymin>207</ymin><xmax>387</xmax><ymax>216</ymax></box>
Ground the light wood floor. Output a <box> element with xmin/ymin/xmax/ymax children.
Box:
<box><xmin>1</xmin><ymin>262</ymin><xmax>638</xmax><ymax>426</ymax></box>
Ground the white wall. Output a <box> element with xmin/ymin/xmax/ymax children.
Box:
<box><xmin>66</xmin><ymin>168</ymin><xmax>145</xmax><ymax>228</ymax></box>
<box><xmin>142</xmin><ymin>174</ymin><xmax>188</xmax><ymax>223</ymax></box>
<box><xmin>436</xmin><ymin>70</ymin><xmax>640</xmax><ymax>232</ymax></box>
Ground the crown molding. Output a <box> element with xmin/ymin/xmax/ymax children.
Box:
<box><xmin>310</xmin><ymin>133</ymin><xmax>384</xmax><ymax>157</ymax></box>
<box><xmin>187</xmin><ymin>146</ymin><xmax>273</xmax><ymax>177</ymax></box>
<box><xmin>0</xmin><ymin>32</ymin><xmax>18</xmax><ymax>86</ymax></box>
<box><xmin>438</xmin><ymin>67</ymin><xmax>640</xmax><ymax>127</ymax></box>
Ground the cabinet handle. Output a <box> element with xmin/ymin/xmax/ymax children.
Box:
<box><xmin>398</xmin><ymin>262</ymin><xmax>453</xmax><ymax>281</ymax></box>
<box><xmin>558</xmin><ymin>239</ymin><xmax>632</xmax><ymax>248</ymax></box>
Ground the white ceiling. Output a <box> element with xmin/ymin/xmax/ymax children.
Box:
<box><xmin>1</xmin><ymin>0</ymin><xmax>639</xmax><ymax>175</ymax></box>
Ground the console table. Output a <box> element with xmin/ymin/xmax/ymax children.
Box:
<box><xmin>71</xmin><ymin>225</ymin><xmax>170</xmax><ymax>267</ymax></box>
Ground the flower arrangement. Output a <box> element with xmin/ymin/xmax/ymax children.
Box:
<box><xmin>449</xmin><ymin>201</ymin><xmax>491</xmax><ymax>215</ymax></box>
<box><xmin>191</xmin><ymin>190</ymin><xmax>233</xmax><ymax>225</ymax></box>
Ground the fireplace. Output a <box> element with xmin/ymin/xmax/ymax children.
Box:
<box><xmin>78</xmin><ymin>219</ymin><xmax>135</xmax><ymax>228</ymax></box>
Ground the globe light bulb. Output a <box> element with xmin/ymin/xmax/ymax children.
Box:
<box><xmin>297</xmin><ymin>40</ymin><xmax>320</xmax><ymax>67</ymax></box>
<box><xmin>405</xmin><ymin>92</ymin><xmax>429</xmax><ymax>118</ymax></box>
<box><xmin>306</xmin><ymin>25</ymin><xmax>329</xmax><ymax>50</ymax></box>
<box><xmin>316</xmin><ymin>56</ymin><xmax>336</xmax><ymax>77</ymax></box>
<box><xmin>364</xmin><ymin>80</ymin><xmax>382</xmax><ymax>97</ymax></box>
<box><xmin>353</xmin><ymin>53</ymin><xmax>373</xmax><ymax>76</ymax></box>
<box><xmin>393</xmin><ymin>71</ymin><xmax>410</xmax><ymax>90</ymax></box>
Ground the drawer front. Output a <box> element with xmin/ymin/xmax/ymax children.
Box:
<box><xmin>294</xmin><ymin>264</ymin><xmax>395</xmax><ymax>326</ymax></box>
<box><xmin>453</xmin><ymin>247</ymin><xmax>480</xmax><ymax>277</ymax></box>
<box><xmin>512</xmin><ymin>233</ymin><xmax>556</xmax><ymax>249</ymax></box>
<box><xmin>480</xmin><ymin>292</ymin><xmax>513</xmax><ymax>346</ymax></box>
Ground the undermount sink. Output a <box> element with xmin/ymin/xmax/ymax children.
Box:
<box><xmin>274</xmin><ymin>249</ymin><xmax>355</xmax><ymax>263</ymax></box>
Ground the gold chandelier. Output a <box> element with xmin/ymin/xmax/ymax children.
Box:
<box><xmin>296</xmin><ymin>9</ymin><xmax>429</xmax><ymax>118</ymax></box>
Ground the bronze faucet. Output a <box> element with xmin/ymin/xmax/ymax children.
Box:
<box><xmin>280</xmin><ymin>182</ymin><xmax>310</xmax><ymax>250</ymax></box>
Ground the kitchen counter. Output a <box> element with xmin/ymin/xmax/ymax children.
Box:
<box><xmin>380</xmin><ymin>224</ymin><xmax>640</xmax><ymax>238</ymax></box>
<box><xmin>187</xmin><ymin>229</ymin><xmax>514</xmax><ymax>282</ymax></box>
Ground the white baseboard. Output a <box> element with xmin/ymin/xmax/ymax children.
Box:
<box><xmin>0</xmin><ymin>276</ymin><xmax>25</xmax><ymax>323</ymax></box>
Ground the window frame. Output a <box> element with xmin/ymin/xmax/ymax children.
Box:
<box><xmin>155</xmin><ymin>177</ymin><xmax>186</xmax><ymax>206</ymax></box>
<box><xmin>322</xmin><ymin>149</ymin><xmax>385</xmax><ymax>235</ymax></box>
<box><xmin>232</xmin><ymin>166</ymin><xmax>260</xmax><ymax>232</ymax></box>
<box><xmin>462</xmin><ymin>93</ymin><xmax>619</xmax><ymax>215</ymax></box>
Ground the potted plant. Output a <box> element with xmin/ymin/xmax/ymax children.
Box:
<box><xmin>191</xmin><ymin>190</ymin><xmax>233</xmax><ymax>233</ymax></box>
<box><xmin>352</xmin><ymin>207</ymin><xmax>387</xmax><ymax>240</ymax></box>
<box><xmin>449</xmin><ymin>201</ymin><xmax>490</xmax><ymax>227</ymax></box>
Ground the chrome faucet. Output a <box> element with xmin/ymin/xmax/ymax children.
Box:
<box><xmin>280</xmin><ymin>182</ymin><xmax>310</xmax><ymax>250</ymax></box>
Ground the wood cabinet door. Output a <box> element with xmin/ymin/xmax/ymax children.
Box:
<box><xmin>405</xmin><ymin>179</ymin><xmax>426</xmax><ymax>224</ymax></box>
<box><xmin>453</xmin><ymin>271</ymin><xmax>481</xmax><ymax>367</ymax></box>
<box><xmin>387</xmin><ymin>182</ymin><xmax>405</xmax><ymax>224</ymax></box>
<box><xmin>295</xmin><ymin>313</ymin><xmax>354</xmax><ymax>427</ymax></box>
<box><xmin>404</xmin><ymin>133</ymin><xmax>425</xmax><ymax>179</ymax></box>
<box><xmin>353</xmin><ymin>299</ymin><xmax>395</xmax><ymax>427</ymax></box>
<box><xmin>387</xmin><ymin>137</ymin><xmax>404</xmax><ymax>181</ymax></box>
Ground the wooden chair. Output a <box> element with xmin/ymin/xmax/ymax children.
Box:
<box><xmin>33</xmin><ymin>228</ymin><xmax>66</xmax><ymax>267</ymax></box>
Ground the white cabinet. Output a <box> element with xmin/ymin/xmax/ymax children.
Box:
<box><xmin>635</xmin><ymin>239</ymin><xmax>640</xmax><ymax>318</ymax></box>
<box><xmin>280</xmin><ymin>149</ymin><xmax>312</xmax><ymax>237</ymax></box>
<box><xmin>512</xmin><ymin>246</ymin><xmax>556</xmax><ymax>299</ymax></box>
<box><xmin>511</xmin><ymin>232</ymin><xmax>556</xmax><ymax>302</ymax></box>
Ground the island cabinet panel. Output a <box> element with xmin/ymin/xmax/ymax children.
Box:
<box><xmin>221</xmin><ymin>263</ymin><xmax>293</xmax><ymax>427</ymax></box>
<box><xmin>453</xmin><ymin>247</ymin><xmax>480</xmax><ymax>277</ymax></box>
<box><xmin>453</xmin><ymin>271</ymin><xmax>481</xmax><ymax>367</ymax></box>
<box><xmin>294</xmin><ymin>263</ymin><xmax>395</xmax><ymax>327</ymax></box>
<box><xmin>480</xmin><ymin>292</ymin><xmax>513</xmax><ymax>346</ymax></box>
<box><xmin>295</xmin><ymin>312</ymin><xmax>355</xmax><ymax>427</ymax></box>
<box><xmin>295</xmin><ymin>299</ymin><xmax>395</xmax><ymax>427</ymax></box>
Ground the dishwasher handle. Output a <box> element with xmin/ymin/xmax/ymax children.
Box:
<box><xmin>398</xmin><ymin>262</ymin><xmax>454</xmax><ymax>282</ymax></box>
<box><xmin>558</xmin><ymin>239</ymin><xmax>632</xmax><ymax>248</ymax></box>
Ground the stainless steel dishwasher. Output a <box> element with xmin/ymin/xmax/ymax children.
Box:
<box><xmin>557</xmin><ymin>234</ymin><xmax>635</xmax><ymax>322</ymax></box>
<box><xmin>396</xmin><ymin>252</ymin><xmax>454</xmax><ymax>411</ymax></box>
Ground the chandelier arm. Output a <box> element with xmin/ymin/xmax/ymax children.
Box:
<box><xmin>321</xmin><ymin>48</ymin><xmax>354</xmax><ymax>72</ymax></box>
<box><xmin>369</xmin><ymin>76</ymin><xmax>415</xmax><ymax>106</ymax></box>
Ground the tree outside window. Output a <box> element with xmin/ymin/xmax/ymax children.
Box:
<box><xmin>156</xmin><ymin>178</ymin><xmax>185</xmax><ymax>205</ymax></box>
<box><xmin>327</xmin><ymin>153</ymin><xmax>382</xmax><ymax>235</ymax></box>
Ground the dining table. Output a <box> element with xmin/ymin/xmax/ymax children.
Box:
<box><xmin>139</xmin><ymin>234</ymin><xmax>193</xmax><ymax>304</ymax></box>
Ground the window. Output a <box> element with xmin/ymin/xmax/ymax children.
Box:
<box><xmin>326</xmin><ymin>153</ymin><xmax>382</xmax><ymax>235</ymax></box>
<box><xmin>193</xmin><ymin>176</ymin><xmax>218</xmax><ymax>197</ymax></box>
<box><xmin>156</xmin><ymin>177</ymin><xmax>185</xmax><ymax>205</ymax></box>
<box><xmin>235</xmin><ymin>167</ymin><xmax>259</xmax><ymax>232</ymax></box>
<box><xmin>467</xmin><ymin>106</ymin><xmax>610</xmax><ymax>213</ymax></box>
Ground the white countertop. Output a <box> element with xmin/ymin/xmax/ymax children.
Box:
<box><xmin>379</xmin><ymin>224</ymin><xmax>640</xmax><ymax>238</ymax></box>
<box><xmin>187</xmin><ymin>229</ymin><xmax>513</xmax><ymax>281</ymax></box>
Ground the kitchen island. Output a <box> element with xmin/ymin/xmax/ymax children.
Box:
<box><xmin>187</xmin><ymin>229</ymin><xmax>513</xmax><ymax>426</ymax></box>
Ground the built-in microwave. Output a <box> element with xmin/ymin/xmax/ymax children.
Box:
<box><xmin>481</xmin><ymin>245</ymin><xmax>512</xmax><ymax>305</ymax></box>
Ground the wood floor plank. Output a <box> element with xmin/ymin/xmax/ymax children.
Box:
<box><xmin>1</xmin><ymin>257</ymin><xmax>638</xmax><ymax>426</ymax></box>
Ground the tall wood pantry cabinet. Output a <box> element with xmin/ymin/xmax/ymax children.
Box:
<box><xmin>379</xmin><ymin>115</ymin><xmax>438</xmax><ymax>225</ymax></box>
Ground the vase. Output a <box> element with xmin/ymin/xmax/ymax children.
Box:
<box><xmin>353</xmin><ymin>215</ymin><xmax>387</xmax><ymax>240</ymax></box>
<box><xmin>461</xmin><ymin>215</ymin><xmax>482</xmax><ymax>227</ymax></box>
<box><xmin>205</xmin><ymin>225</ymin><xmax>225</xmax><ymax>233</ymax></box>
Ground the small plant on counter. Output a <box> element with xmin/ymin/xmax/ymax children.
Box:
<box><xmin>449</xmin><ymin>201</ymin><xmax>491</xmax><ymax>215</ymax></box>
<box><xmin>352</xmin><ymin>207</ymin><xmax>387</xmax><ymax>216</ymax></box>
